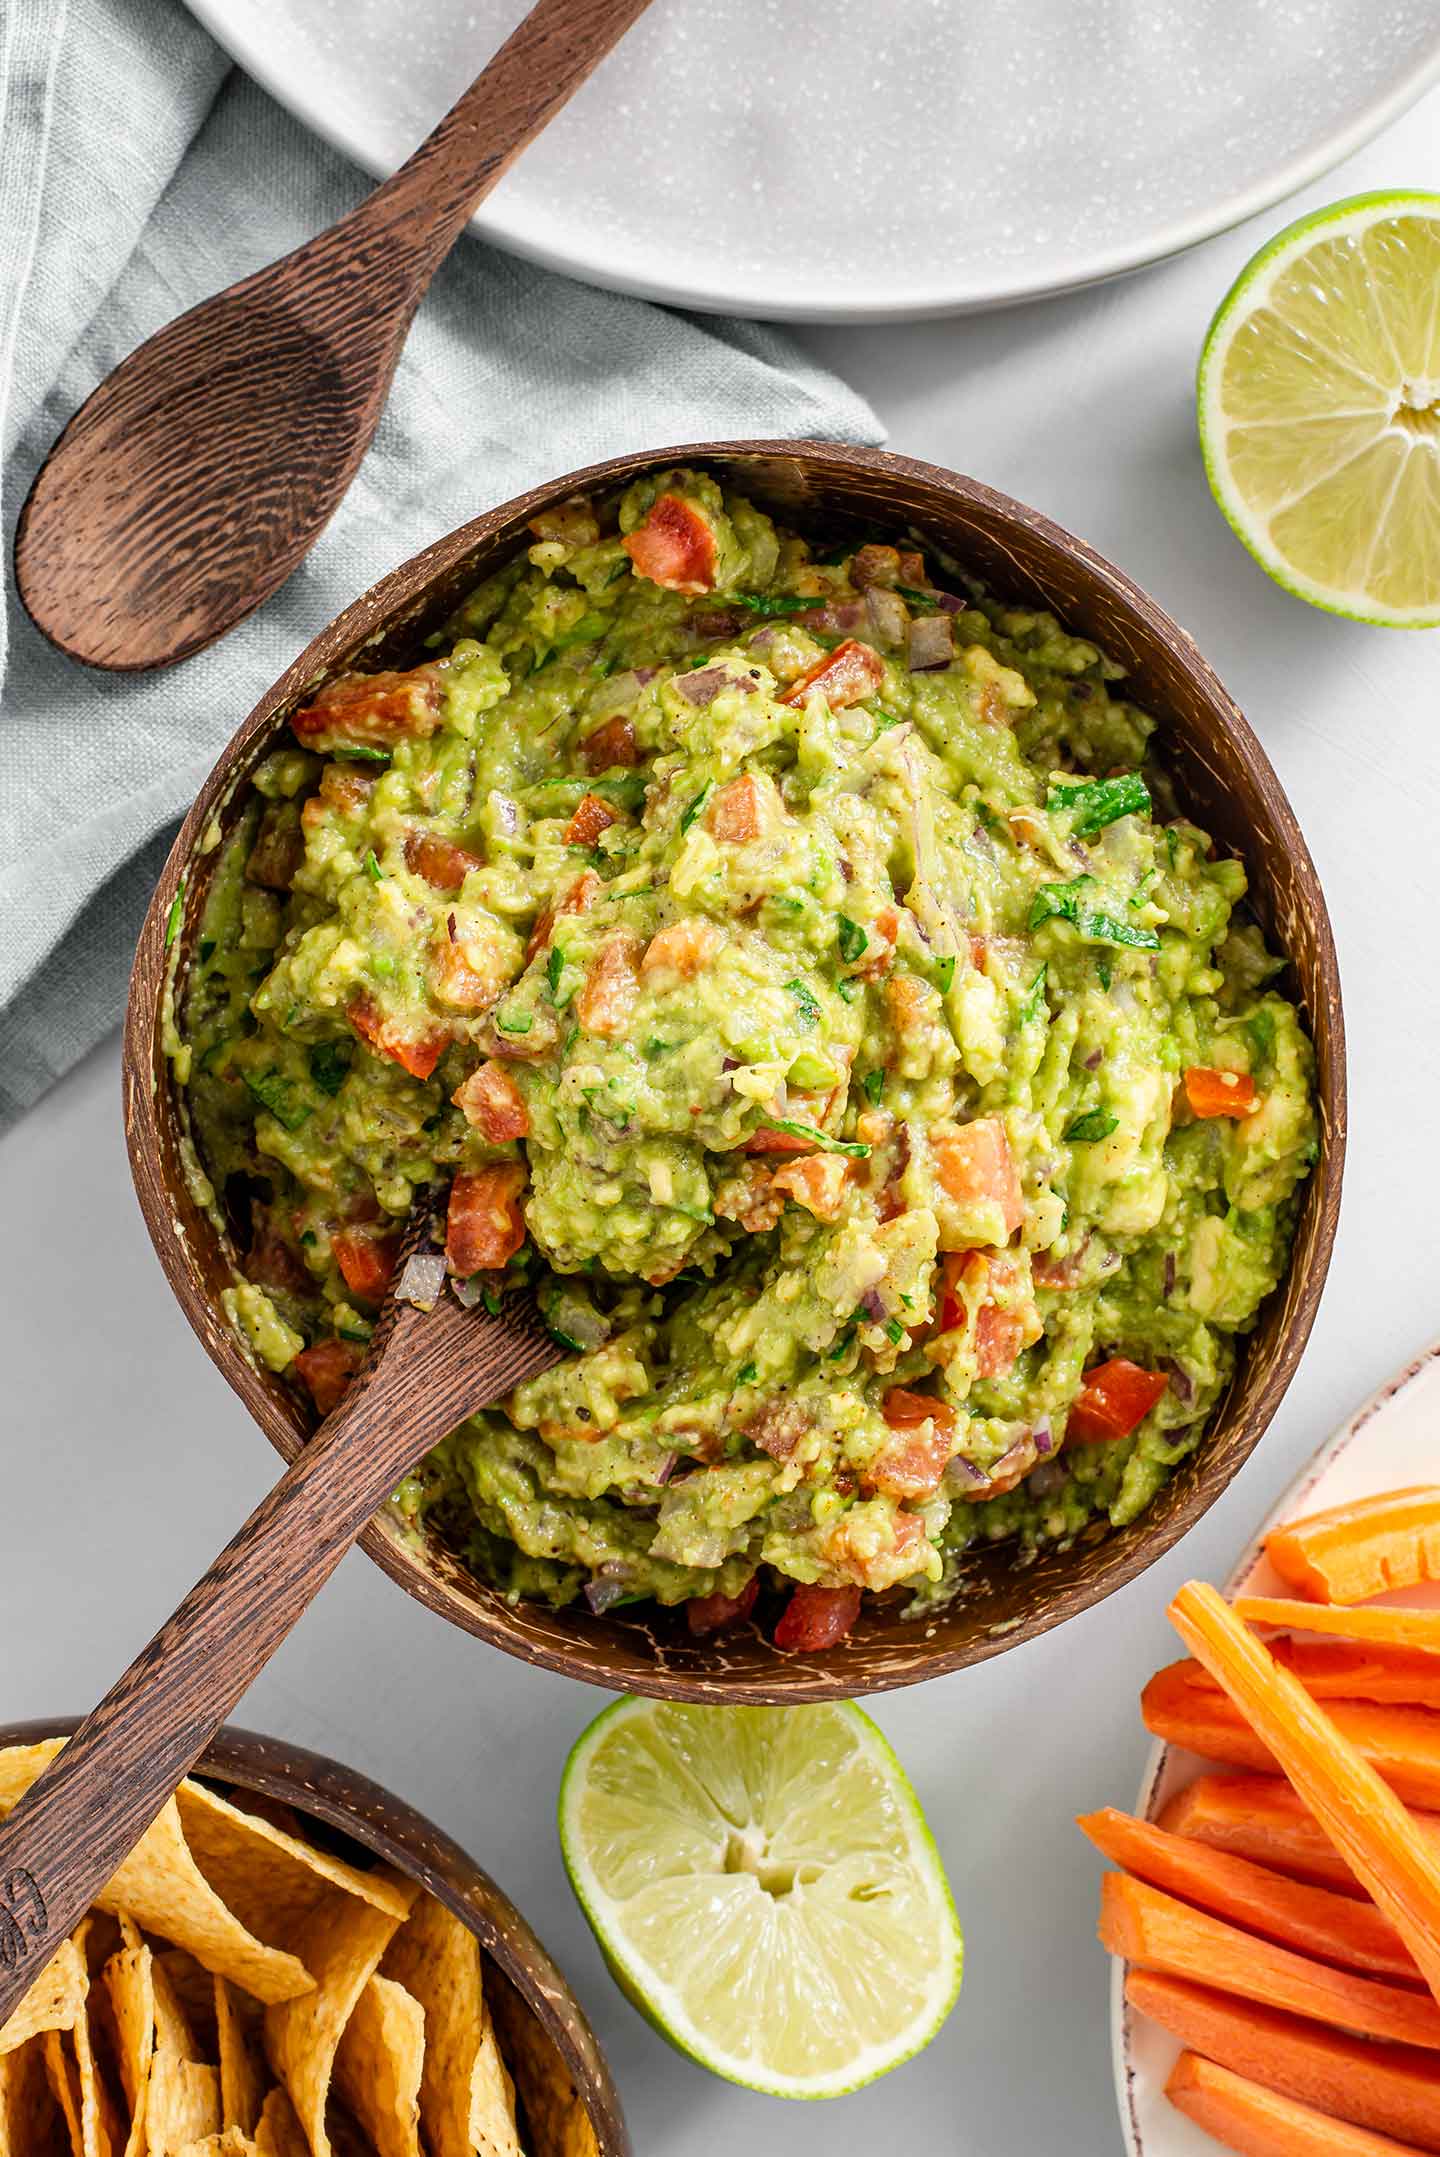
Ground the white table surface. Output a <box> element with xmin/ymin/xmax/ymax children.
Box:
<box><xmin>3</xmin><ymin>88</ymin><xmax>1438</xmax><ymax>2157</ymax></box>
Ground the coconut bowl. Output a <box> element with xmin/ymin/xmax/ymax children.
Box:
<box><xmin>0</xmin><ymin>1716</ymin><xmax>628</xmax><ymax>2156</ymax></box>
<box><xmin>122</xmin><ymin>439</ymin><xmax>1346</xmax><ymax>1703</ymax></box>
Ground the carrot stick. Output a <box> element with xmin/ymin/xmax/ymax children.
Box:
<box><xmin>1167</xmin><ymin>2048</ymin><xmax>1432</xmax><ymax>2157</ymax></box>
<box><xmin>1143</xmin><ymin>1656</ymin><xmax>1440</xmax><ymax>1810</ymax></box>
<box><xmin>1128</xmin><ymin>1971</ymin><xmax>1440</xmax><ymax>2152</ymax></box>
<box><xmin>1098</xmin><ymin>1874</ymin><xmax>1440</xmax><ymax>2049</ymax></box>
<box><xmin>1160</xmin><ymin>1775</ymin><xmax>1367</xmax><ymax>1892</ymax></box>
<box><xmin>1237</xmin><ymin>1599</ymin><xmax>1440</xmax><ymax>1652</ymax></box>
<box><xmin>1079</xmin><ymin>1807</ymin><xmax>1418</xmax><ymax>1981</ymax></box>
<box><xmin>1264</xmin><ymin>1489</ymin><xmax>1440</xmax><ymax>1605</ymax></box>
<box><xmin>1178</xmin><ymin>1638</ymin><xmax>1440</xmax><ymax>1710</ymax></box>
<box><xmin>1170</xmin><ymin>1582</ymin><xmax>1440</xmax><ymax>2009</ymax></box>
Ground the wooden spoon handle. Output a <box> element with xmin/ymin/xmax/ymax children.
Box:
<box><xmin>353</xmin><ymin>0</ymin><xmax>657</xmax><ymax>292</ymax></box>
<box><xmin>0</xmin><ymin>1297</ymin><xmax>554</xmax><ymax>2025</ymax></box>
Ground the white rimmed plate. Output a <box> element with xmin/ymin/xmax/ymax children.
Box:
<box><xmin>182</xmin><ymin>0</ymin><xmax>1440</xmax><ymax>321</ymax></box>
<box><xmin>1113</xmin><ymin>1339</ymin><xmax>1440</xmax><ymax>2156</ymax></box>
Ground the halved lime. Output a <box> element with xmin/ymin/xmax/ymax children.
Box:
<box><xmin>1197</xmin><ymin>191</ymin><xmax>1440</xmax><ymax>626</ymax></box>
<box><xmin>558</xmin><ymin>1697</ymin><xmax>962</xmax><ymax>2099</ymax></box>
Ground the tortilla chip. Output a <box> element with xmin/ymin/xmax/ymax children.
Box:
<box><xmin>102</xmin><ymin>1941</ymin><xmax>154</xmax><ymax>2157</ymax></box>
<box><xmin>0</xmin><ymin>1748</ymin><xmax>312</xmax><ymax>2006</ymax></box>
<box><xmin>0</xmin><ymin>1938</ymin><xmax>87</xmax><ymax>2057</ymax></box>
<box><xmin>44</xmin><ymin>2017</ymin><xmax>122</xmax><ymax>2157</ymax></box>
<box><xmin>157</xmin><ymin>1953</ymin><xmax>218</xmax><ymax>2057</ymax></box>
<box><xmin>0</xmin><ymin>2035</ymin><xmax>68</xmax><ymax>2157</ymax></box>
<box><xmin>223</xmin><ymin>1791</ymin><xmax>304</xmax><ymax>1842</ymax></box>
<box><xmin>214</xmin><ymin>1979</ymin><xmax>265</xmax><ymax>2138</ymax></box>
<box><xmin>177</xmin><ymin>2134</ymin><xmax>256</xmax><ymax>2156</ymax></box>
<box><xmin>177</xmin><ymin>1783</ymin><xmax>411</xmax><ymax>1954</ymax></box>
<box><xmin>262</xmin><ymin>1882</ymin><xmax>413</xmax><ymax>2157</ymax></box>
<box><xmin>253</xmin><ymin>2087</ymin><xmax>309</xmax><ymax>2157</ymax></box>
<box><xmin>333</xmin><ymin>1975</ymin><xmax>423</xmax><ymax>2157</ymax></box>
<box><xmin>487</xmin><ymin>1970</ymin><xmax>597</xmax><ymax>2157</ymax></box>
<box><xmin>380</xmin><ymin>1895</ymin><xmax>522</xmax><ymax>2157</ymax></box>
<box><xmin>145</xmin><ymin>1958</ymin><xmax>221</xmax><ymax>2157</ymax></box>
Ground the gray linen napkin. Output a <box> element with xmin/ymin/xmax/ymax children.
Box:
<box><xmin>0</xmin><ymin>0</ymin><xmax>881</xmax><ymax>1131</ymax></box>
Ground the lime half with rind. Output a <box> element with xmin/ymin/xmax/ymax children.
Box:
<box><xmin>1198</xmin><ymin>191</ymin><xmax>1440</xmax><ymax>626</ymax></box>
<box><xmin>558</xmin><ymin>1696</ymin><xmax>963</xmax><ymax>2099</ymax></box>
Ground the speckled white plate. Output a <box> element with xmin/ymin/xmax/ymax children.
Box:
<box><xmin>1112</xmin><ymin>1339</ymin><xmax>1440</xmax><ymax>2157</ymax></box>
<box><xmin>182</xmin><ymin>0</ymin><xmax>1440</xmax><ymax>321</ymax></box>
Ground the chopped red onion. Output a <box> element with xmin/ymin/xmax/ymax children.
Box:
<box><xmin>864</xmin><ymin>586</ymin><xmax>909</xmax><ymax>649</ymax></box>
<box><xmin>690</xmin><ymin>609</ymin><xmax>744</xmax><ymax>638</ymax></box>
<box><xmin>944</xmin><ymin>1453</ymin><xmax>990</xmax><ymax>1489</ymax></box>
<box><xmin>1084</xmin><ymin>1048</ymin><xmax>1103</xmax><ymax>1070</ymax></box>
<box><xmin>1163</xmin><ymin>1251</ymin><xmax>1176</xmax><ymax>1298</ymax></box>
<box><xmin>935</xmin><ymin>590</ymin><xmax>965</xmax><ymax>614</ymax></box>
<box><xmin>490</xmin><ymin>793</ymin><xmax>519</xmax><ymax>834</ymax></box>
<box><xmin>1033</xmin><ymin>1418</ymin><xmax>1054</xmax><ymax>1456</ymax></box>
<box><xmin>653</xmin><ymin>1452</ymin><xmax>679</xmax><ymax>1486</ymax></box>
<box><xmin>590</xmin><ymin>667</ymin><xmax>653</xmax><ymax>718</ymax></box>
<box><xmin>451</xmin><ymin>1274</ymin><xmax>488</xmax><ymax>1309</ymax></box>
<box><xmin>802</xmin><ymin>599</ymin><xmax>867</xmax><ymax>635</ymax></box>
<box><xmin>584</xmin><ymin>1573</ymin><xmax>633</xmax><ymax>1615</ymax></box>
<box><xmin>397</xmin><ymin>1249</ymin><xmax>448</xmax><ymax>1310</ymax></box>
<box><xmin>676</xmin><ymin>665</ymin><xmax>729</xmax><ymax>706</ymax></box>
<box><xmin>908</xmin><ymin>615</ymin><xmax>954</xmax><ymax>670</ymax></box>
<box><xmin>1161</xmin><ymin>1355</ymin><xmax>1194</xmax><ymax>1404</ymax></box>
<box><xmin>858</xmin><ymin>1287</ymin><xmax>888</xmax><ymax>1321</ymax></box>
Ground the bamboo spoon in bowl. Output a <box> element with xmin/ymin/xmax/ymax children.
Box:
<box><xmin>13</xmin><ymin>0</ymin><xmax>655</xmax><ymax>674</ymax></box>
<box><xmin>0</xmin><ymin>1213</ymin><xmax>563</xmax><ymax>2027</ymax></box>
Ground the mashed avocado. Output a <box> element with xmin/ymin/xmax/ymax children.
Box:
<box><xmin>177</xmin><ymin>467</ymin><xmax>1317</xmax><ymax>1643</ymax></box>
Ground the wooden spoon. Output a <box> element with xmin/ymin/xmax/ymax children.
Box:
<box><xmin>0</xmin><ymin>1215</ymin><xmax>562</xmax><ymax>2026</ymax></box>
<box><xmin>13</xmin><ymin>0</ymin><xmax>654</xmax><ymax>674</ymax></box>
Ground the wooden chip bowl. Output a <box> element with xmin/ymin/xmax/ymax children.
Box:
<box><xmin>0</xmin><ymin>1716</ymin><xmax>629</xmax><ymax>2156</ymax></box>
<box><xmin>123</xmin><ymin>440</ymin><xmax>1346</xmax><ymax>1703</ymax></box>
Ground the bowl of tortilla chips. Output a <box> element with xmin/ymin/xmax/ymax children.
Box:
<box><xmin>0</xmin><ymin>1720</ymin><xmax>629</xmax><ymax>2157</ymax></box>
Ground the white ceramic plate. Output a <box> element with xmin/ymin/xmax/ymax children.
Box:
<box><xmin>182</xmin><ymin>0</ymin><xmax>1440</xmax><ymax>322</ymax></box>
<box><xmin>1112</xmin><ymin>1339</ymin><xmax>1440</xmax><ymax>2157</ymax></box>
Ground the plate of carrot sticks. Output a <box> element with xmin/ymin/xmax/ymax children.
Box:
<box><xmin>1098</xmin><ymin>1339</ymin><xmax>1440</xmax><ymax>2157</ymax></box>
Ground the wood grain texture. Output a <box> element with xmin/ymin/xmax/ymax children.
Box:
<box><xmin>0</xmin><ymin>1718</ymin><xmax>630</xmax><ymax>2157</ymax></box>
<box><xmin>12</xmin><ymin>0</ymin><xmax>654</xmax><ymax>672</ymax></box>
<box><xmin>123</xmin><ymin>439</ymin><xmax>1347</xmax><ymax>1704</ymax></box>
<box><xmin>0</xmin><ymin>1250</ymin><xmax>560</xmax><ymax>2030</ymax></box>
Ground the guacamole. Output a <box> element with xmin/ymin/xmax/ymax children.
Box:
<box><xmin>176</xmin><ymin>466</ymin><xmax>1317</xmax><ymax>1650</ymax></box>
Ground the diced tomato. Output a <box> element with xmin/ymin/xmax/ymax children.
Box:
<box><xmin>1033</xmin><ymin>1244</ymin><xmax>1085</xmax><ymax>1291</ymax></box>
<box><xmin>577</xmin><ymin>934</ymin><xmax>641</xmax><ymax>1039</ymax></box>
<box><xmin>246</xmin><ymin>802</ymin><xmax>303</xmax><ymax>891</ymax></box>
<box><xmin>347</xmin><ymin>994</ymin><xmax>447</xmax><ymax>1081</ymax></box>
<box><xmin>292</xmin><ymin>665</ymin><xmax>443</xmax><ymax>750</ymax></box>
<box><xmin>1183</xmin><ymin>1066</ymin><xmax>1259</xmax><ymax>1119</ymax></box>
<box><xmin>932</xmin><ymin>1117</ymin><xmax>1024</xmax><ymax>1238</ymax></box>
<box><xmin>292</xmin><ymin>1338</ymin><xmax>364</xmax><ymax>1417</ymax></box>
<box><xmin>578</xmin><ymin>716</ymin><xmax>640</xmax><ymax>774</ymax></box>
<box><xmin>641</xmin><ymin>918</ymin><xmax>723</xmax><ymax>979</ymax></box>
<box><xmin>769</xmin><ymin>1154</ymin><xmax>850</xmax><ymax>1221</ymax></box>
<box><xmin>780</xmin><ymin>639</ymin><xmax>885</xmax><ymax>711</ymax></box>
<box><xmin>706</xmin><ymin>773</ymin><xmax>767</xmax><ymax>845</ymax></box>
<box><xmin>432</xmin><ymin>940</ymin><xmax>506</xmax><ymax>1014</ymax></box>
<box><xmin>686</xmin><ymin>1578</ymin><xmax>759</xmax><ymax>1637</ymax></box>
<box><xmin>403</xmin><ymin>831</ymin><xmax>482</xmax><ymax>893</ymax></box>
<box><xmin>526</xmin><ymin>869</ymin><xmax>601</xmax><ymax>963</ymax></box>
<box><xmin>452</xmin><ymin>1060</ymin><xmax>530</xmax><ymax>1142</ymax></box>
<box><xmin>936</xmin><ymin>1251</ymin><xmax>1039</xmax><ymax>1377</ymax></box>
<box><xmin>884</xmin><ymin>973</ymin><xmax>933</xmax><ymax>1034</ymax></box>
<box><xmin>330</xmin><ymin>1229</ymin><xmax>401</xmax><ymax>1303</ymax></box>
<box><xmin>446</xmin><ymin>1164</ymin><xmax>528</xmax><ymax>1276</ymax></box>
<box><xmin>873</xmin><ymin>1393</ymin><xmax>956</xmax><ymax>1500</ymax></box>
<box><xmin>621</xmin><ymin>493</ymin><xmax>718</xmax><ymax>593</ymax></box>
<box><xmin>898</xmin><ymin>549</ymin><xmax>926</xmax><ymax>585</ymax></box>
<box><xmin>773</xmin><ymin>1584</ymin><xmax>863</xmax><ymax>1653</ymax></box>
<box><xmin>563</xmin><ymin>792</ymin><xmax>620</xmax><ymax>849</ymax></box>
<box><xmin>1068</xmin><ymin>1357</ymin><xmax>1169</xmax><ymax>1443</ymax></box>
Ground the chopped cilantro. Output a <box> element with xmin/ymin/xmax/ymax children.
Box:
<box><xmin>307</xmin><ymin>1041</ymin><xmax>353</xmax><ymax>1096</ymax></box>
<box><xmin>837</xmin><ymin>915</ymin><xmax>868</xmax><ymax>964</ymax></box>
<box><xmin>562</xmin><ymin>1026</ymin><xmax>580</xmax><ymax>1056</ymax></box>
<box><xmin>874</xmin><ymin>707</ymin><xmax>905</xmax><ymax>731</ymax></box>
<box><xmin>861</xmin><ymin>1069</ymin><xmax>885</xmax><ymax>1107</ymax></box>
<box><xmin>936</xmin><ymin>953</ymin><xmax>956</xmax><ymax>995</ymax></box>
<box><xmin>243</xmin><ymin>1069</ymin><xmax>312</xmax><ymax>1132</ymax></box>
<box><xmin>828</xmin><ymin>1324</ymin><xmax>857</xmax><ymax>1360</ymax></box>
<box><xmin>547</xmin><ymin>1325</ymin><xmax>585</xmax><ymax>1353</ymax></box>
<box><xmin>730</xmin><ymin>591</ymin><xmax>819</xmax><ymax>616</ymax></box>
<box><xmin>337</xmin><ymin>1324</ymin><xmax>372</xmax><ymax>1344</ymax></box>
<box><xmin>494</xmin><ymin>1008</ymin><xmax>533</xmax><ymax>1036</ymax></box>
<box><xmin>546</xmin><ymin>945</ymin><xmax>566</xmax><ymax>1000</ymax></box>
<box><xmin>364</xmin><ymin>849</ymin><xmax>383</xmax><ymax>883</ymax></box>
<box><xmin>1046</xmin><ymin>771</ymin><xmax>1151</xmax><ymax>837</ymax></box>
<box><xmin>165</xmin><ymin>883</ymin><xmax>185</xmax><ymax>949</ymax></box>
<box><xmin>975</xmin><ymin>800</ymin><xmax>1007</xmax><ymax>838</ymax></box>
<box><xmin>836</xmin><ymin>978</ymin><xmax>860</xmax><ymax>1003</ymax></box>
<box><xmin>300</xmin><ymin>1229</ymin><xmax>317</xmax><ymax>1247</ymax></box>
<box><xmin>735</xmin><ymin>1361</ymin><xmax>758</xmax><ymax>1386</ymax></box>
<box><xmin>883</xmin><ymin>1317</ymin><xmax>905</xmax><ymax>1344</ymax></box>
<box><xmin>1018</xmin><ymin>966</ymin><xmax>1048</xmax><ymax>1025</ymax></box>
<box><xmin>1066</xmin><ymin>1109</ymin><xmax>1120</xmax><ymax>1143</ymax></box>
<box><xmin>1029</xmin><ymin>876</ymin><xmax>1159</xmax><ymax>950</ymax></box>
<box><xmin>645</xmin><ymin>1037</ymin><xmax>675</xmax><ymax>1057</ymax></box>
<box><xmin>1097</xmin><ymin>960</ymin><xmax>1112</xmax><ymax>991</ymax></box>
<box><xmin>1247</xmin><ymin>1006</ymin><xmax>1276</xmax><ymax>1062</ymax></box>
<box><xmin>757</xmin><ymin>1119</ymin><xmax>870</xmax><ymax>1159</ymax></box>
<box><xmin>334</xmin><ymin>743</ymin><xmax>391</xmax><ymax>763</ymax></box>
<box><xmin>897</xmin><ymin>585</ymin><xmax>940</xmax><ymax>611</ymax></box>
<box><xmin>1084</xmin><ymin>911</ymin><xmax>1160</xmax><ymax>951</ymax></box>
<box><xmin>680</xmin><ymin>781</ymin><xmax>712</xmax><ymax>834</ymax></box>
<box><xmin>198</xmin><ymin>937</ymin><xmax>217</xmax><ymax>964</ymax></box>
<box><xmin>371</xmin><ymin>953</ymin><xmax>396</xmax><ymax>978</ymax></box>
<box><xmin>482</xmin><ymin>1286</ymin><xmax>502</xmax><ymax>1317</ymax></box>
<box><xmin>785</xmin><ymin>978</ymin><xmax>822</xmax><ymax>1028</ymax></box>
